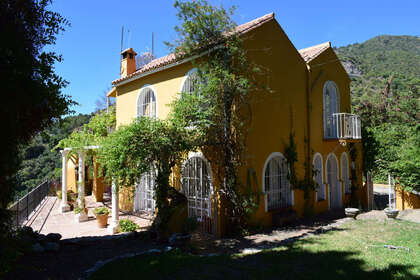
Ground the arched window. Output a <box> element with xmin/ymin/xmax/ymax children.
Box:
<box><xmin>137</xmin><ymin>86</ymin><xmax>156</xmax><ymax>117</ymax></box>
<box><xmin>181</xmin><ymin>69</ymin><xmax>199</xmax><ymax>96</ymax></box>
<box><xmin>323</xmin><ymin>81</ymin><xmax>340</xmax><ymax>138</ymax></box>
<box><xmin>181</xmin><ymin>155</ymin><xmax>213</xmax><ymax>221</ymax></box>
<box><xmin>263</xmin><ymin>153</ymin><xmax>291</xmax><ymax>211</ymax></box>
<box><xmin>313</xmin><ymin>153</ymin><xmax>325</xmax><ymax>201</ymax></box>
<box><xmin>341</xmin><ymin>152</ymin><xmax>350</xmax><ymax>194</ymax></box>
<box><xmin>134</xmin><ymin>167</ymin><xmax>156</xmax><ymax>213</ymax></box>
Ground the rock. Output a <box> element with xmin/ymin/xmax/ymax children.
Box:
<box><xmin>46</xmin><ymin>233</ymin><xmax>62</xmax><ymax>242</ymax></box>
<box><xmin>32</xmin><ymin>243</ymin><xmax>45</xmax><ymax>253</ymax></box>
<box><xmin>44</xmin><ymin>242</ymin><xmax>60</xmax><ymax>252</ymax></box>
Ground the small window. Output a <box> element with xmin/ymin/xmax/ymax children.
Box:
<box><xmin>313</xmin><ymin>153</ymin><xmax>325</xmax><ymax>201</ymax></box>
<box><xmin>323</xmin><ymin>81</ymin><xmax>340</xmax><ymax>138</ymax></box>
<box><xmin>137</xmin><ymin>87</ymin><xmax>156</xmax><ymax>118</ymax></box>
<box><xmin>264</xmin><ymin>154</ymin><xmax>291</xmax><ymax>211</ymax></box>
<box><xmin>341</xmin><ymin>153</ymin><xmax>351</xmax><ymax>194</ymax></box>
<box><xmin>181</xmin><ymin>71</ymin><xmax>199</xmax><ymax>96</ymax></box>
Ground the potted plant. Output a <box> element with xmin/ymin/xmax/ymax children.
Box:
<box><xmin>93</xmin><ymin>207</ymin><xmax>110</xmax><ymax>228</ymax></box>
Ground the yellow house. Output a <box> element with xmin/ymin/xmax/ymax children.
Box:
<box><xmin>102</xmin><ymin>13</ymin><xmax>365</xmax><ymax>236</ymax></box>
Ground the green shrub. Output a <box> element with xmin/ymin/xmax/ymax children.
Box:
<box><xmin>118</xmin><ymin>219</ymin><xmax>139</xmax><ymax>232</ymax></box>
<box><xmin>74</xmin><ymin>205</ymin><xmax>84</xmax><ymax>214</ymax></box>
<box><xmin>93</xmin><ymin>206</ymin><xmax>109</xmax><ymax>216</ymax></box>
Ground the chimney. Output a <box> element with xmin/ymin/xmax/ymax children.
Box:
<box><xmin>120</xmin><ymin>48</ymin><xmax>137</xmax><ymax>78</ymax></box>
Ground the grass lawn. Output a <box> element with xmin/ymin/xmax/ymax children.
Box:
<box><xmin>89</xmin><ymin>219</ymin><xmax>420</xmax><ymax>280</ymax></box>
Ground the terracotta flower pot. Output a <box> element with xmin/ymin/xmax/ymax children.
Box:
<box><xmin>96</xmin><ymin>213</ymin><xmax>109</xmax><ymax>228</ymax></box>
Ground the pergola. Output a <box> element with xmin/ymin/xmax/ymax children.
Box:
<box><xmin>59</xmin><ymin>146</ymin><xmax>120</xmax><ymax>234</ymax></box>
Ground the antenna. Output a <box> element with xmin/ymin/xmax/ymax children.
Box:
<box><xmin>120</xmin><ymin>25</ymin><xmax>124</xmax><ymax>75</ymax></box>
<box><xmin>152</xmin><ymin>32</ymin><xmax>154</xmax><ymax>57</ymax></box>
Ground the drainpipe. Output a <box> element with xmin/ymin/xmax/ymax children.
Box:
<box><xmin>306</xmin><ymin>64</ymin><xmax>312</xmax><ymax>189</ymax></box>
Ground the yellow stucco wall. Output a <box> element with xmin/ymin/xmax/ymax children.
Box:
<box><xmin>66</xmin><ymin>155</ymin><xmax>78</xmax><ymax>193</ymax></box>
<box><xmin>396</xmin><ymin>186</ymin><xmax>420</xmax><ymax>210</ymax></box>
<box><xmin>112</xmin><ymin>18</ymin><xmax>365</xmax><ymax>233</ymax></box>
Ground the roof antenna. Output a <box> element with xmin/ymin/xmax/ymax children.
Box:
<box><xmin>120</xmin><ymin>25</ymin><xmax>124</xmax><ymax>75</ymax></box>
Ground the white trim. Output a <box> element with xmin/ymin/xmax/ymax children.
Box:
<box><xmin>326</xmin><ymin>152</ymin><xmax>341</xmax><ymax>209</ymax></box>
<box><xmin>262</xmin><ymin>152</ymin><xmax>293</xmax><ymax>212</ymax></box>
<box><xmin>313</xmin><ymin>152</ymin><xmax>325</xmax><ymax>202</ymax></box>
<box><xmin>136</xmin><ymin>84</ymin><xmax>158</xmax><ymax>118</ymax></box>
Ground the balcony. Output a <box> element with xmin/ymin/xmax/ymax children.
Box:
<box><xmin>325</xmin><ymin>113</ymin><xmax>361</xmax><ymax>141</ymax></box>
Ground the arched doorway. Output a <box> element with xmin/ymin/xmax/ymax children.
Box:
<box><xmin>327</xmin><ymin>154</ymin><xmax>341</xmax><ymax>209</ymax></box>
<box><xmin>181</xmin><ymin>154</ymin><xmax>213</xmax><ymax>233</ymax></box>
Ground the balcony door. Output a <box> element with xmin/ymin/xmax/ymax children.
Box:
<box><xmin>327</xmin><ymin>154</ymin><xmax>341</xmax><ymax>209</ymax></box>
<box><xmin>323</xmin><ymin>81</ymin><xmax>340</xmax><ymax>138</ymax></box>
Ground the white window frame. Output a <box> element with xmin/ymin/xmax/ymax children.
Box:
<box><xmin>181</xmin><ymin>152</ymin><xmax>213</xmax><ymax>221</ymax></box>
<box><xmin>326</xmin><ymin>153</ymin><xmax>341</xmax><ymax>209</ymax></box>
<box><xmin>313</xmin><ymin>153</ymin><xmax>325</xmax><ymax>201</ymax></box>
<box><xmin>323</xmin><ymin>81</ymin><xmax>340</xmax><ymax>139</ymax></box>
<box><xmin>341</xmin><ymin>152</ymin><xmax>351</xmax><ymax>194</ymax></box>
<box><xmin>136</xmin><ymin>84</ymin><xmax>158</xmax><ymax>118</ymax></box>
<box><xmin>262</xmin><ymin>152</ymin><xmax>293</xmax><ymax>212</ymax></box>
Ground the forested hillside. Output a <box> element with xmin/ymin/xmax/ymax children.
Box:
<box><xmin>14</xmin><ymin>114</ymin><xmax>91</xmax><ymax>198</ymax></box>
<box><xmin>336</xmin><ymin>35</ymin><xmax>420</xmax><ymax>190</ymax></box>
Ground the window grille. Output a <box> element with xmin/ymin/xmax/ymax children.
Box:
<box><xmin>181</xmin><ymin>156</ymin><xmax>212</xmax><ymax>221</ymax></box>
<box><xmin>137</xmin><ymin>87</ymin><xmax>156</xmax><ymax>117</ymax></box>
<box><xmin>181</xmin><ymin>72</ymin><xmax>199</xmax><ymax>95</ymax></box>
<box><xmin>134</xmin><ymin>168</ymin><xmax>156</xmax><ymax>212</ymax></box>
<box><xmin>264</xmin><ymin>156</ymin><xmax>291</xmax><ymax>210</ymax></box>
<box><xmin>313</xmin><ymin>154</ymin><xmax>325</xmax><ymax>201</ymax></box>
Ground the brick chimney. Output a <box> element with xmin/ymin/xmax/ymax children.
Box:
<box><xmin>120</xmin><ymin>48</ymin><xmax>137</xmax><ymax>78</ymax></box>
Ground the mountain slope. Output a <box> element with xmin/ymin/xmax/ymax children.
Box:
<box><xmin>336</xmin><ymin>35</ymin><xmax>420</xmax><ymax>188</ymax></box>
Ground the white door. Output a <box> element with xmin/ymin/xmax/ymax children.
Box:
<box><xmin>134</xmin><ymin>169</ymin><xmax>155</xmax><ymax>212</ymax></box>
<box><xmin>181</xmin><ymin>156</ymin><xmax>212</xmax><ymax>221</ymax></box>
<box><xmin>327</xmin><ymin>155</ymin><xmax>341</xmax><ymax>209</ymax></box>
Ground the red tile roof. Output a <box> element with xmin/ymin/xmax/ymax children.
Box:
<box><xmin>112</xmin><ymin>13</ymin><xmax>275</xmax><ymax>85</ymax></box>
<box><xmin>112</xmin><ymin>14</ymin><xmax>332</xmax><ymax>86</ymax></box>
<box><xmin>298</xmin><ymin>42</ymin><xmax>331</xmax><ymax>63</ymax></box>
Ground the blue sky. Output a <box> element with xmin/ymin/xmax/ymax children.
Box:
<box><xmin>49</xmin><ymin>0</ymin><xmax>420</xmax><ymax>115</ymax></box>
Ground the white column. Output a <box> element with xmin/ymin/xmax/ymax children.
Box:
<box><xmin>75</xmin><ymin>150</ymin><xmax>88</xmax><ymax>222</ymax></box>
<box><xmin>59</xmin><ymin>150</ymin><xmax>70</xmax><ymax>213</ymax></box>
<box><xmin>108</xmin><ymin>179</ymin><xmax>119</xmax><ymax>234</ymax></box>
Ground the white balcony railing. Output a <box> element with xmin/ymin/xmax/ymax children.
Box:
<box><xmin>331</xmin><ymin>113</ymin><xmax>361</xmax><ymax>140</ymax></box>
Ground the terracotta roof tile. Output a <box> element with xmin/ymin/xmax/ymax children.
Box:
<box><xmin>112</xmin><ymin>13</ymin><xmax>275</xmax><ymax>85</ymax></box>
<box><xmin>298</xmin><ymin>42</ymin><xmax>331</xmax><ymax>63</ymax></box>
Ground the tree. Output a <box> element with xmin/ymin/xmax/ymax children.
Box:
<box><xmin>97</xmin><ymin>117</ymin><xmax>196</xmax><ymax>238</ymax></box>
<box><xmin>168</xmin><ymin>0</ymin><xmax>261</xmax><ymax>225</ymax></box>
<box><xmin>0</xmin><ymin>0</ymin><xmax>74</xmax><ymax>209</ymax></box>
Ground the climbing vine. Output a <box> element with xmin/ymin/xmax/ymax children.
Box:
<box><xmin>284</xmin><ymin>131</ymin><xmax>317</xmax><ymax>216</ymax></box>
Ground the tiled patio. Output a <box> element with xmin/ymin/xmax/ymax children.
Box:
<box><xmin>27</xmin><ymin>195</ymin><xmax>152</xmax><ymax>239</ymax></box>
